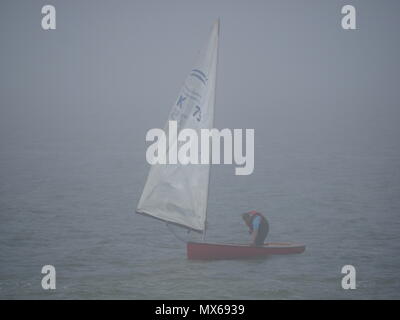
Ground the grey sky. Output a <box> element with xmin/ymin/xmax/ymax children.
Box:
<box><xmin>1</xmin><ymin>0</ymin><xmax>399</xmax><ymax>157</ymax></box>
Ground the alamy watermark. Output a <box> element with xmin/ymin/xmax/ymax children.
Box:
<box><xmin>41</xmin><ymin>265</ymin><xmax>56</xmax><ymax>290</ymax></box>
<box><xmin>341</xmin><ymin>265</ymin><xmax>356</xmax><ymax>289</ymax></box>
<box><xmin>145</xmin><ymin>120</ymin><xmax>254</xmax><ymax>176</ymax></box>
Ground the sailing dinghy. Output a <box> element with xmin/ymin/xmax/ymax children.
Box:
<box><xmin>136</xmin><ymin>20</ymin><xmax>306</xmax><ymax>260</ymax></box>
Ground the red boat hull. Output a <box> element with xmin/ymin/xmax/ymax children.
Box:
<box><xmin>187</xmin><ymin>242</ymin><xmax>306</xmax><ymax>260</ymax></box>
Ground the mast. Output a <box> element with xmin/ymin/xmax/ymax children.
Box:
<box><xmin>202</xmin><ymin>18</ymin><xmax>219</xmax><ymax>242</ymax></box>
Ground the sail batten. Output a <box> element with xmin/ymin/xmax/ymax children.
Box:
<box><xmin>136</xmin><ymin>20</ymin><xmax>219</xmax><ymax>232</ymax></box>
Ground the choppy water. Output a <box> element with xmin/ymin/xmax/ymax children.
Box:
<box><xmin>1</xmin><ymin>139</ymin><xmax>399</xmax><ymax>299</ymax></box>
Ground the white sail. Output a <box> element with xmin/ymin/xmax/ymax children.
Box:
<box><xmin>136</xmin><ymin>20</ymin><xmax>219</xmax><ymax>232</ymax></box>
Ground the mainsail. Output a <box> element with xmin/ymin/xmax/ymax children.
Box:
<box><xmin>136</xmin><ymin>20</ymin><xmax>219</xmax><ymax>232</ymax></box>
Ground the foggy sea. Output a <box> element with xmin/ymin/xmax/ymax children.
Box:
<box><xmin>1</xmin><ymin>1</ymin><xmax>400</xmax><ymax>299</ymax></box>
<box><xmin>1</xmin><ymin>143</ymin><xmax>399</xmax><ymax>299</ymax></box>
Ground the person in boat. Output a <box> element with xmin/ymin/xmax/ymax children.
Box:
<box><xmin>242</xmin><ymin>211</ymin><xmax>269</xmax><ymax>246</ymax></box>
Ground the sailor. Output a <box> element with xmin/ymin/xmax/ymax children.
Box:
<box><xmin>242</xmin><ymin>211</ymin><xmax>269</xmax><ymax>246</ymax></box>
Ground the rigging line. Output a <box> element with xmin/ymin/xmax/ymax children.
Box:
<box><xmin>166</xmin><ymin>223</ymin><xmax>189</xmax><ymax>243</ymax></box>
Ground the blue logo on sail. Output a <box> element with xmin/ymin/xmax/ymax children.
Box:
<box><xmin>190</xmin><ymin>69</ymin><xmax>208</xmax><ymax>85</ymax></box>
